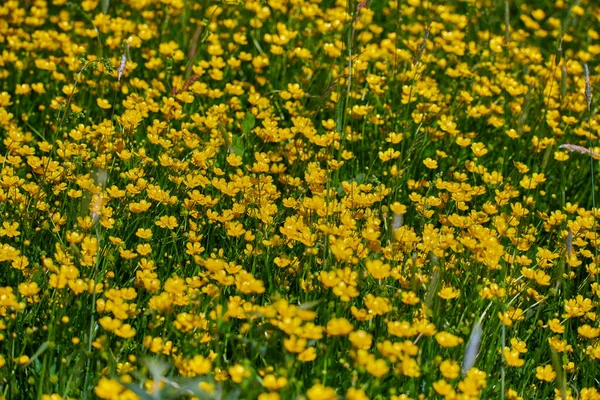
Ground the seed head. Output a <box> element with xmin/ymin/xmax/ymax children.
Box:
<box><xmin>584</xmin><ymin>63</ymin><xmax>592</xmax><ymax>112</ymax></box>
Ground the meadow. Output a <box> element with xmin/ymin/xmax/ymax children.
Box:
<box><xmin>0</xmin><ymin>0</ymin><xmax>599</xmax><ymax>398</ymax></box>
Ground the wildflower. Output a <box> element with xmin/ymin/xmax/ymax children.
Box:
<box><xmin>438</xmin><ymin>286</ymin><xmax>460</xmax><ymax>300</ymax></box>
<box><xmin>401</xmin><ymin>291</ymin><xmax>420</xmax><ymax>305</ymax></box>
<box><xmin>433</xmin><ymin>380</ymin><xmax>455</xmax><ymax>396</ymax></box>
<box><xmin>548</xmin><ymin>336</ymin><xmax>572</xmax><ymax>353</ymax></box>
<box><xmin>498</xmin><ymin>308</ymin><xmax>525</xmax><ymax>326</ymax></box>
<box><xmin>399</xmin><ymin>356</ymin><xmax>421</xmax><ymax>377</ymax></box>
<box><xmin>227</xmin><ymin>153</ymin><xmax>243</xmax><ymax>167</ymax></box>
<box><xmin>440</xmin><ymin>359</ymin><xmax>461</xmax><ymax>379</ymax></box>
<box><xmin>129</xmin><ymin>200</ymin><xmax>152</xmax><ymax>213</ymax></box>
<box><xmin>306</xmin><ymin>384</ymin><xmax>337</xmax><ymax>400</ymax></box>
<box><xmin>0</xmin><ymin>222</ymin><xmax>20</xmax><ymax>238</ymax></box>
<box><xmin>95</xmin><ymin>377</ymin><xmax>127</xmax><ymax>399</ymax></box>
<box><xmin>435</xmin><ymin>331</ymin><xmax>464</xmax><ymax>348</ymax></box>
<box><xmin>388</xmin><ymin>321</ymin><xmax>418</xmax><ymax>338</ymax></box>
<box><xmin>96</xmin><ymin>98</ymin><xmax>112</xmax><ymax>109</ymax></box>
<box><xmin>471</xmin><ymin>142</ymin><xmax>488</xmax><ymax>157</ymax></box>
<box><xmin>135</xmin><ymin>228</ymin><xmax>153</xmax><ymax>239</ymax></box>
<box><xmin>155</xmin><ymin>215</ymin><xmax>178</xmax><ymax>230</ymax></box>
<box><xmin>423</xmin><ymin>158</ymin><xmax>438</xmax><ymax>169</ymax></box>
<box><xmin>390</xmin><ymin>201</ymin><xmax>407</xmax><ymax>215</ymax></box>
<box><xmin>346</xmin><ymin>388</ymin><xmax>369</xmax><ymax>400</ymax></box>
<box><xmin>226</xmin><ymin>221</ymin><xmax>246</xmax><ymax>237</ymax></box>
<box><xmin>283</xmin><ymin>335</ymin><xmax>307</xmax><ymax>353</ymax></box>
<box><xmin>535</xmin><ymin>365</ymin><xmax>556</xmax><ymax>382</ymax></box>
<box><xmin>258</xmin><ymin>393</ymin><xmax>280</xmax><ymax>400</ymax></box>
<box><xmin>503</xmin><ymin>347</ymin><xmax>525</xmax><ymax>367</ymax></box>
<box><xmin>326</xmin><ymin>318</ymin><xmax>354</xmax><ymax>336</ymax></box>
<box><xmin>349</xmin><ymin>330</ymin><xmax>373</xmax><ymax>350</ymax></box>
<box><xmin>366</xmin><ymin>358</ymin><xmax>390</xmax><ymax>378</ymax></box>
<box><xmin>228</xmin><ymin>364</ymin><xmax>250</xmax><ymax>383</ymax></box>
<box><xmin>364</xmin><ymin>294</ymin><xmax>392</xmax><ymax>315</ymax></box>
<box><xmin>548</xmin><ymin>319</ymin><xmax>565</xmax><ymax>333</ymax></box>
<box><xmin>298</xmin><ymin>347</ymin><xmax>317</xmax><ymax>362</ymax></box>
<box><xmin>263</xmin><ymin>374</ymin><xmax>288</xmax><ymax>391</ymax></box>
<box><xmin>185</xmin><ymin>355</ymin><xmax>213</xmax><ymax>376</ymax></box>
<box><xmin>114</xmin><ymin>324</ymin><xmax>136</xmax><ymax>339</ymax></box>
<box><xmin>510</xmin><ymin>338</ymin><xmax>527</xmax><ymax>353</ymax></box>
<box><xmin>578</xmin><ymin>324</ymin><xmax>600</xmax><ymax>339</ymax></box>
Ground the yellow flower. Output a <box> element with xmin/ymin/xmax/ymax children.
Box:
<box><xmin>548</xmin><ymin>318</ymin><xmax>564</xmax><ymax>334</ymax></box>
<box><xmin>578</xmin><ymin>324</ymin><xmax>600</xmax><ymax>339</ymax></box>
<box><xmin>554</xmin><ymin>151</ymin><xmax>569</xmax><ymax>161</ymax></box>
<box><xmin>135</xmin><ymin>228</ymin><xmax>153</xmax><ymax>239</ymax></box>
<box><xmin>226</xmin><ymin>221</ymin><xmax>246</xmax><ymax>237</ymax></box>
<box><xmin>96</xmin><ymin>98</ymin><xmax>112</xmax><ymax>109</ymax></box>
<box><xmin>366</xmin><ymin>358</ymin><xmax>389</xmax><ymax>377</ymax></box>
<box><xmin>401</xmin><ymin>291</ymin><xmax>420</xmax><ymax>305</ymax></box>
<box><xmin>298</xmin><ymin>347</ymin><xmax>317</xmax><ymax>362</ymax></box>
<box><xmin>498</xmin><ymin>307</ymin><xmax>525</xmax><ymax>326</ymax></box>
<box><xmin>390</xmin><ymin>202</ymin><xmax>407</xmax><ymax>215</ymax></box>
<box><xmin>423</xmin><ymin>157</ymin><xmax>438</xmax><ymax>169</ymax></box>
<box><xmin>440</xmin><ymin>359</ymin><xmax>460</xmax><ymax>379</ymax></box>
<box><xmin>114</xmin><ymin>324</ymin><xmax>136</xmax><ymax>339</ymax></box>
<box><xmin>155</xmin><ymin>215</ymin><xmax>178</xmax><ymax>230</ymax></box>
<box><xmin>433</xmin><ymin>379</ymin><xmax>455</xmax><ymax>396</ymax></box>
<box><xmin>366</xmin><ymin>259</ymin><xmax>391</xmax><ymax>279</ymax></box>
<box><xmin>535</xmin><ymin>365</ymin><xmax>556</xmax><ymax>382</ymax></box>
<box><xmin>503</xmin><ymin>347</ymin><xmax>525</xmax><ymax>367</ymax></box>
<box><xmin>346</xmin><ymin>387</ymin><xmax>369</xmax><ymax>400</ymax></box>
<box><xmin>98</xmin><ymin>316</ymin><xmax>122</xmax><ymax>332</ymax></box>
<box><xmin>456</xmin><ymin>136</ymin><xmax>472</xmax><ymax>147</ymax></box>
<box><xmin>94</xmin><ymin>377</ymin><xmax>126</xmax><ymax>399</ymax></box>
<box><xmin>227</xmin><ymin>153</ymin><xmax>243</xmax><ymax>167</ymax></box>
<box><xmin>379</xmin><ymin>148</ymin><xmax>401</xmax><ymax>162</ymax></box>
<box><xmin>185</xmin><ymin>355</ymin><xmax>213</xmax><ymax>376</ymax></box>
<box><xmin>136</xmin><ymin>243</ymin><xmax>152</xmax><ymax>256</ymax></box>
<box><xmin>387</xmin><ymin>321</ymin><xmax>418</xmax><ymax>338</ymax></box>
<box><xmin>129</xmin><ymin>200</ymin><xmax>152</xmax><ymax>214</ymax></box>
<box><xmin>118</xmin><ymin>248</ymin><xmax>138</xmax><ymax>260</ymax></box>
<box><xmin>283</xmin><ymin>335</ymin><xmax>307</xmax><ymax>353</ymax></box>
<box><xmin>399</xmin><ymin>356</ymin><xmax>421</xmax><ymax>377</ymax></box>
<box><xmin>510</xmin><ymin>338</ymin><xmax>527</xmax><ymax>353</ymax></box>
<box><xmin>326</xmin><ymin>318</ymin><xmax>354</xmax><ymax>336</ymax></box>
<box><xmin>263</xmin><ymin>374</ymin><xmax>288</xmax><ymax>391</ymax></box>
<box><xmin>258</xmin><ymin>393</ymin><xmax>280</xmax><ymax>400</ymax></box>
<box><xmin>438</xmin><ymin>286</ymin><xmax>460</xmax><ymax>300</ymax></box>
<box><xmin>471</xmin><ymin>142</ymin><xmax>488</xmax><ymax>157</ymax></box>
<box><xmin>435</xmin><ymin>332</ymin><xmax>464</xmax><ymax>348</ymax></box>
<box><xmin>109</xmin><ymin>236</ymin><xmax>125</xmax><ymax>246</ymax></box>
<box><xmin>349</xmin><ymin>330</ymin><xmax>373</xmax><ymax>350</ymax></box>
<box><xmin>306</xmin><ymin>383</ymin><xmax>337</xmax><ymax>400</ymax></box>
<box><xmin>364</xmin><ymin>294</ymin><xmax>392</xmax><ymax>315</ymax></box>
<box><xmin>548</xmin><ymin>336</ymin><xmax>572</xmax><ymax>353</ymax></box>
<box><xmin>228</xmin><ymin>364</ymin><xmax>250</xmax><ymax>383</ymax></box>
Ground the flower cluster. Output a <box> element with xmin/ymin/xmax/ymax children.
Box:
<box><xmin>0</xmin><ymin>0</ymin><xmax>600</xmax><ymax>398</ymax></box>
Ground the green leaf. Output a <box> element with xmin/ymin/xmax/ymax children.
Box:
<box><xmin>241</xmin><ymin>112</ymin><xmax>255</xmax><ymax>136</ymax></box>
<box><xmin>23</xmin><ymin>341</ymin><xmax>49</xmax><ymax>368</ymax></box>
<box><xmin>298</xmin><ymin>299</ymin><xmax>322</xmax><ymax>310</ymax></box>
<box><xmin>231</xmin><ymin>135</ymin><xmax>245</xmax><ymax>157</ymax></box>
